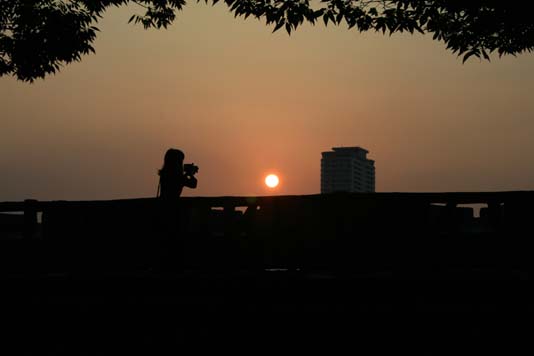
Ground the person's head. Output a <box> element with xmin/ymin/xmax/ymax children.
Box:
<box><xmin>160</xmin><ymin>148</ymin><xmax>185</xmax><ymax>174</ymax></box>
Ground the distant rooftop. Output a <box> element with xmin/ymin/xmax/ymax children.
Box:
<box><xmin>331</xmin><ymin>147</ymin><xmax>369</xmax><ymax>154</ymax></box>
<box><xmin>322</xmin><ymin>146</ymin><xmax>371</xmax><ymax>160</ymax></box>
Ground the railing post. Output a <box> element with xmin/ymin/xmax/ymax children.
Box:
<box><xmin>223</xmin><ymin>201</ymin><xmax>236</xmax><ymax>238</ymax></box>
<box><xmin>24</xmin><ymin>199</ymin><xmax>38</xmax><ymax>239</ymax></box>
<box><xmin>446</xmin><ymin>201</ymin><xmax>458</xmax><ymax>234</ymax></box>
<box><xmin>487</xmin><ymin>200</ymin><xmax>503</xmax><ymax>232</ymax></box>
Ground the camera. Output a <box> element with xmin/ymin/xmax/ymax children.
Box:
<box><xmin>183</xmin><ymin>163</ymin><xmax>199</xmax><ymax>176</ymax></box>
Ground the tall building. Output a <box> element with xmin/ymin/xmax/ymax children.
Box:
<box><xmin>321</xmin><ymin>147</ymin><xmax>375</xmax><ymax>193</ymax></box>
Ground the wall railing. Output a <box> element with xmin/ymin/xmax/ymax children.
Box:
<box><xmin>0</xmin><ymin>191</ymin><xmax>532</xmax><ymax>275</ymax></box>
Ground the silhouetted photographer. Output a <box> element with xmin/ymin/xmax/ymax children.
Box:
<box><xmin>157</xmin><ymin>148</ymin><xmax>198</xmax><ymax>198</ymax></box>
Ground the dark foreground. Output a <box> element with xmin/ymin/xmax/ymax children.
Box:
<box><xmin>3</xmin><ymin>268</ymin><xmax>534</xmax><ymax>355</ymax></box>
<box><xmin>2</xmin><ymin>193</ymin><xmax>534</xmax><ymax>353</ymax></box>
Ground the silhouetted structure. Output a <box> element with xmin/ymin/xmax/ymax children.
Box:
<box><xmin>0</xmin><ymin>191</ymin><xmax>525</xmax><ymax>275</ymax></box>
<box><xmin>321</xmin><ymin>147</ymin><xmax>375</xmax><ymax>193</ymax></box>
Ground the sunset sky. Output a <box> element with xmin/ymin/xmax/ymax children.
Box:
<box><xmin>2</xmin><ymin>3</ymin><xmax>534</xmax><ymax>201</ymax></box>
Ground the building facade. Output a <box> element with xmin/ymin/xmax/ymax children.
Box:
<box><xmin>321</xmin><ymin>147</ymin><xmax>375</xmax><ymax>193</ymax></box>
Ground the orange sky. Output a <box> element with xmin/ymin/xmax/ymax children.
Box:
<box><xmin>2</xmin><ymin>3</ymin><xmax>534</xmax><ymax>201</ymax></box>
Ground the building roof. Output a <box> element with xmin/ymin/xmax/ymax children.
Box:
<box><xmin>331</xmin><ymin>147</ymin><xmax>369</xmax><ymax>154</ymax></box>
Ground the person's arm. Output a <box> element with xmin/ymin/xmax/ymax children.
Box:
<box><xmin>183</xmin><ymin>175</ymin><xmax>197</xmax><ymax>189</ymax></box>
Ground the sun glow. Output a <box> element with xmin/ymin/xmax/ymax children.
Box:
<box><xmin>265</xmin><ymin>174</ymin><xmax>280</xmax><ymax>188</ymax></box>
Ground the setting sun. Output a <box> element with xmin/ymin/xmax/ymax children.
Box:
<box><xmin>265</xmin><ymin>174</ymin><xmax>280</xmax><ymax>188</ymax></box>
